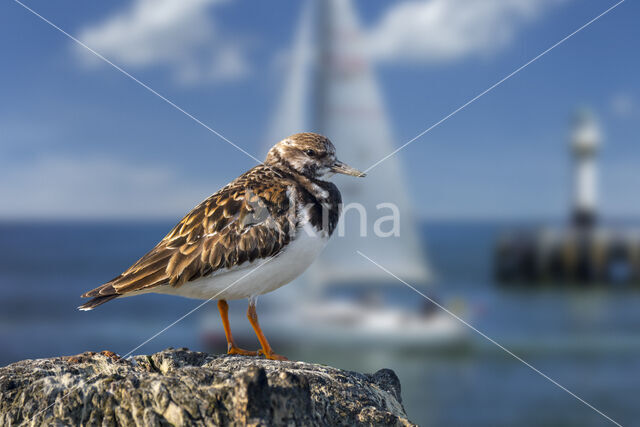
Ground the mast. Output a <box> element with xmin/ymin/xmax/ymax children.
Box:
<box><xmin>266</xmin><ymin>0</ymin><xmax>315</xmax><ymax>145</ymax></box>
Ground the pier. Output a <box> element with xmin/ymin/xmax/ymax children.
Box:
<box><xmin>495</xmin><ymin>111</ymin><xmax>640</xmax><ymax>285</ymax></box>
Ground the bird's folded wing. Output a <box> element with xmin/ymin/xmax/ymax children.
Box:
<box><xmin>82</xmin><ymin>167</ymin><xmax>296</xmax><ymax>298</ymax></box>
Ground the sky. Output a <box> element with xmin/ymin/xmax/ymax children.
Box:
<box><xmin>0</xmin><ymin>0</ymin><xmax>639</xmax><ymax>221</ymax></box>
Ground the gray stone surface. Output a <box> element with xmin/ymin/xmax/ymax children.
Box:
<box><xmin>0</xmin><ymin>348</ymin><xmax>415</xmax><ymax>426</ymax></box>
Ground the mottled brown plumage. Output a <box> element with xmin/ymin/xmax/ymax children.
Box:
<box><xmin>79</xmin><ymin>133</ymin><xmax>363</xmax><ymax>309</ymax></box>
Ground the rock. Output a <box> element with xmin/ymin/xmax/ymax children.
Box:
<box><xmin>0</xmin><ymin>348</ymin><xmax>415</xmax><ymax>426</ymax></box>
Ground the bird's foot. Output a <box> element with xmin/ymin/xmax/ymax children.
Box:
<box><xmin>258</xmin><ymin>349</ymin><xmax>288</xmax><ymax>361</ymax></box>
<box><xmin>227</xmin><ymin>345</ymin><xmax>259</xmax><ymax>357</ymax></box>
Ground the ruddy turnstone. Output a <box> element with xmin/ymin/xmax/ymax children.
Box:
<box><xmin>79</xmin><ymin>132</ymin><xmax>365</xmax><ymax>360</ymax></box>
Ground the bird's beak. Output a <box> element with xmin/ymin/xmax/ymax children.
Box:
<box><xmin>331</xmin><ymin>160</ymin><xmax>366</xmax><ymax>177</ymax></box>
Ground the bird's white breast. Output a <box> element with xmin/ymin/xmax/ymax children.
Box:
<box><xmin>152</xmin><ymin>222</ymin><xmax>329</xmax><ymax>301</ymax></box>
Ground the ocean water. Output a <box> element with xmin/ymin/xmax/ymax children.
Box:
<box><xmin>1</xmin><ymin>221</ymin><xmax>638</xmax><ymax>426</ymax></box>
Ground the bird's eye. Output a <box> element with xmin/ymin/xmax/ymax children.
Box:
<box><xmin>304</xmin><ymin>149</ymin><xmax>316</xmax><ymax>157</ymax></box>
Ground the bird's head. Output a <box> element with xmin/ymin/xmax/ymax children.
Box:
<box><xmin>265</xmin><ymin>132</ymin><xmax>366</xmax><ymax>179</ymax></box>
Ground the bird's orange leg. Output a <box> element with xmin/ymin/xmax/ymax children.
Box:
<box><xmin>247</xmin><ymin>301</ymin><xmax>288</xmax><ymax>361</ymax></box>
<box><xmin>217</xmin><ymin>300</ymin><xmax>258</xmax><ymax>356</ymax></box>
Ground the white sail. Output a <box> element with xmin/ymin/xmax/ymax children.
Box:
<box><xmin>268</xmin><ymin>0</ymin><xmax>431</xmax><ymax>287</ymax></box>
<box><xmin>310</xmin><ymin>0</ymin><xmax>430</xmax><ymax>286</ymax></box>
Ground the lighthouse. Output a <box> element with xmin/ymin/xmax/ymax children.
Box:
<box><xmin>570</xmin><ymin>110</ymin><xmax>601</xmax><ymax>229</ymax></box>
<box><xmin>495</xmin><ymin>109</ymin><xmax>640</xmax><ymax>285</ymax></box>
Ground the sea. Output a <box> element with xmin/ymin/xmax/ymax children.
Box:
<box><xmin>1</xmin><ymin>221</ymin><xmax>638</xmax><ymax>426</ymax></box>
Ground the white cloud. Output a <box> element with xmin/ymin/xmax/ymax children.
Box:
<box><xmin>609</xmin><ymin>92</ymin><xmax>637</xmax><ymax>119</ymax></box>
<box><xmin>367</xmin><ymin>0</ymin><xmax>565</xmax><ymax>64</ymax></box>
<box><xmin>0</xmin><ymin>156</ymin><xmax>216</xmax><ymax>219</ymax></box>
<box><xmin>175</xmin><ymin>45</ymin><xmax>250</xmax><ymax>85</ymax></box>
<box><xmin>78</xmin><ymin>0</ymin><xmax>249</xmax><ymax>84</ymax></box>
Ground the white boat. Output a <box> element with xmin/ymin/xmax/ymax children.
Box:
<box><xmin>201</xmin><ymin>0</ymin><xmax>468</xmax><ymax>351</ymax></box>
<box><xmin>263</xmin><ymin>296</ymin><xmax>467</xmax><ymax>350</ymax></box>
<box><xmin>202</xmin><ymin>291</ymin><xmax>469</xmax><ymax>351</ymax></box>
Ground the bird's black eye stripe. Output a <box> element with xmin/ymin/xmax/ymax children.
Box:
<box><xmin>304</xmin><ymin>149</ymin><xmax>316</xmax><ymax>157</ymax></box>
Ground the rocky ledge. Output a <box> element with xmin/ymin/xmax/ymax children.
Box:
<box><xmin>0</xmin><ymin>348</ymin><xmax>415</xmax><ymax>426</ymax></box>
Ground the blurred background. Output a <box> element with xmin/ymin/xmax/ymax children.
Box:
<box><xmin>1</xmin><ymin>0</ymin><xmax>639</xmax><ymax>425</ymax></box>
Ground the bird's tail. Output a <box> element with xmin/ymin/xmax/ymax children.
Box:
<box><xmin>79</xmin><ymin>280</ymin><xmax>119</xmax><ymax>311</ymax></box>
<box><xmin>78</xmin><ymin>294</ymin><xmax>119</xmax><ymax>311</ymax></box>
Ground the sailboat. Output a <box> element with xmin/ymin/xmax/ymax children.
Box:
<box><xmin>201</xmin><ymin>0</ymin><xmax>467</xmax><ymax>350</ymax></box>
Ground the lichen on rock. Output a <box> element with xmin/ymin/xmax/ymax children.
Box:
<box><xmin>0</xmin><ymin>348</ymin><xmax>415</xmax><ymax>426</ymax></box>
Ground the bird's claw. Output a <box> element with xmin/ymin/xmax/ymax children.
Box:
<box><xmin>258</xmin><ymin>349</ymin><xmax>288</xmax><ymax>361</ymax></box>
<box><xmin>227</xmin><ymin>346</ymin><xmax>259</xmax><ymax>356</ymax></box>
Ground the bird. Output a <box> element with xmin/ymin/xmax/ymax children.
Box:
<box><xmin>79</xmin><ymin>132</ymin><xmax>365</xmax><ymax>360</ymax></box>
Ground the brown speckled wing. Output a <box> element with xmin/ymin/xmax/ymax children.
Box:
<box><xmin>81</xmin><ymin>166</ymin><xmax>296</xmax><ymax>301</ymax></box>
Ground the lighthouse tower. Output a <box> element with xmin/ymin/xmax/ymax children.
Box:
<box><xmin>570</xmin><ymin>110</ymin><xmax>601</xmax><ymax>229</ymax></box>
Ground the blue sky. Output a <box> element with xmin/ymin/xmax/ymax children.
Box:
<box><xmin>1</xmin><ymin>0</ymin><xmax>639</xmax><ymax>220</ymax></box>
